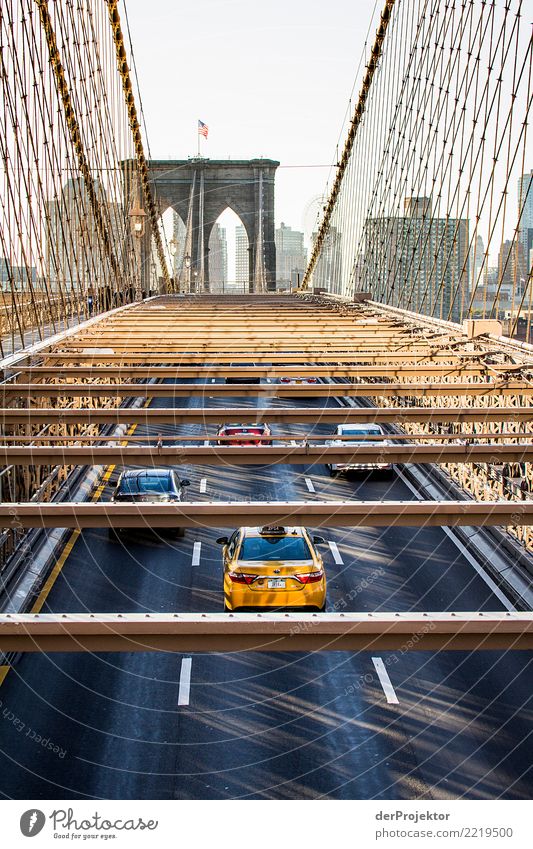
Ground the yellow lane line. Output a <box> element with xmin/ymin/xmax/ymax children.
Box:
<box><xmin>30</xmin><ymin>417</ymin><xmax>142</xmax><ymax>614</ymax></box>
<box><xmin>1</xmin><ymin>407</ymin><xmax>150</xmax><ymax>686</ymax></box>
<box><xmin>30</xmin><ymin>529</ymin><xmax>82</xmax><ymax>615</ymax></box>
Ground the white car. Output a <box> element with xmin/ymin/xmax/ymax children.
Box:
<box><xmin>325</xmin><ymin>423</ymin><xmax>394</xmax><ymax>478</ymax></box>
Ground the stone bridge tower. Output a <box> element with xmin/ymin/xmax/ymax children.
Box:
<box><xmin>143</xmin><ymin>158</ymin><xmax>279</xmax><ymax>292</ymax></box>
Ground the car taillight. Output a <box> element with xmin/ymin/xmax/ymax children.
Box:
<box><xmin>294</xmin><ymin>570</ymin><xmax>324</xmax><ymax>584</ymax></box>
<box><xmin>228</xmin><ymin>571</ymin><xmax>257</xmax><ymax>585</ymax></box>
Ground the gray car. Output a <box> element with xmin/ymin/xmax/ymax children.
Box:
<box><xmin>109</xmin><ymin>468</ymin><xmax>190</xmax><ymax>538</ymax></box>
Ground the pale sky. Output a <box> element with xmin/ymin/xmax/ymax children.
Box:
<box><xmin>123</xmin><ymin>0</ymin><xmax>380</xmax><ymax>239</ymax></box>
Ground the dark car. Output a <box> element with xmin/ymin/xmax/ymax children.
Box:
<box><xmin>225</xmin><ymin>362</ymin><xmax>261</xmax><ymax>384</ymax></box>
<box><xmin>109</xmin><ymin>468</ymin><xmax>190</xmax><ymax>538</ymax></box>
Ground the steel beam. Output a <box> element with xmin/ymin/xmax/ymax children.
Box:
<box><xmin>1</xmin><ymin>443</ymin><xmax>532</xmax><ymax>466</ymax></box>
<box><xmin>71</xmin><ymin>328</ymin><xmax>406</xmax><ymax>336</ymax></box>
<box><xmin>83</xmin><ymin>320</ymin><xmax>397</xmax><ymax>329</ymax></box>
<box><xmin>18</xmin><ymin>365</ymin><xmax>502</xmax><ymax>378</ymax></box>
<box><xmin>0</xmin><ymin>406</ymin><xmax>531</xmax><ymax>425</ymax></box>
<box><xmin>0</xmin><ymin>612</ymin><xmax>530</xmax><ymax>653</ymax></box>
<box><xmin>1</xmin><ymin>500</ymin><xmax>532</xmax><ymax>528</ymax></box>
<box><xmin>4</xmin><ymin>382</ymin><xmax>532</xmax><ymax>398</ymax></box>
<box><xmin>3</xmin><ymin>433</ymin><xmax>530</xmax><ymax>444</ymax></box>
<box><xmin>33</xmin><ymin>351</ymin><xmax>494</xmax><ymax>363</ymax></box>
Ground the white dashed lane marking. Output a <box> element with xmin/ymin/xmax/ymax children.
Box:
<box><xmin>178</xmin><ymin>657</ymin><xmax>192</xmax><ymax>706</ymax></box>
<box><xmin>199</xmin><ymin>478</ymin><xmax>207</xmax><ymax>494</ymax></box>
<box><xmin>192</xmin><ymin>541</ymin><xmax>202</xmax><ymax>566</ymax></box>
<box><xmin>372</xmin><ymin>657</ymin><xmax>399</xmax><ymax>704</ymax></box>
<box><xmin>328</xmin><ymin>541</ymin><xmax>343</xmax><ymax>565</ymax></box>
<box><xmin>305</xmin><ymin>477</ymin><xmax>316</xmax><ymax>493</ymax></box>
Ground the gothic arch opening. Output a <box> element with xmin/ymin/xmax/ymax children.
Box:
<box><xmin>208</xmin><ymin>208</ymin><xmax>250</xmax><ymax>293</ymax></box>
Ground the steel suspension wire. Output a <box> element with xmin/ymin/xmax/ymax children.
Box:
<box><xmin>0</xmin><ymin>0</ymin><xmax>171</xmax><ymax>359</ymax></box>
<box><xmin>306</xmin><ymin>0</ymin><xmax>533</xmax><ymax>343</ymax></box>
<box><xmin>304</xmin><ymin>0</ymin><xmax>396</xmax><ymax>287</ymax></box>
<box><xmin>105</xmin><ymin>0</ymin><xmax>172</xmax><ymax>293</ymax></box>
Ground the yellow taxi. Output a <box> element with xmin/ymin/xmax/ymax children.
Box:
<box><xmin>217</xmin><ymin>525</ymin><xmax>327</xmax><ymax>611</ymax></box>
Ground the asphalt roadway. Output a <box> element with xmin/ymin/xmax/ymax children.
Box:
<box><xmin>0</xmin><ymin>380</ymin><xmax>531</xmax><ymax>799</ymax></box>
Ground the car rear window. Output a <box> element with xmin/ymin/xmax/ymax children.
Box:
<box><xmin>239</xmin><ymin>535</ymin><xmax>311</xmax><ymax>561</ymax></box>
<box><xmin>225</xmin><ymin>427</ymin><xmax>263</xmax><ymax>435</ymax></box>
<box><xmin>339</xmin><ymin>426</ymin><xmax>382</xmax><ymax>436</ymax></box>
<box><xmin>120</xmin><ymin>476</ymin><xmax>170</xmax><ymax>494</ymax></box>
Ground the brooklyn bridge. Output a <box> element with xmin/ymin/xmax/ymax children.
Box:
<box><xmin>0</xmin><ymin>0</ymin><xmax>531</xmax><ymax>802</ymax></box>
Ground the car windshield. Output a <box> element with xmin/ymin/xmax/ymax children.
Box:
<box><xmin>120</xmin><ymin>476</ymin><xmax>170</xmax><ymax>494</ymax></box>
<box><xmin>338</xmin><ymin>426</ymin><xmax>382</xmax><ymax>437</ymax></box>
<box><xmin>239</xmin><ymin>535</ymin><xmax>312</xmax><ymax>561</ymax></box>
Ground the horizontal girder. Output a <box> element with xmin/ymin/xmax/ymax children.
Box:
<box><xmin>33</xmin><ymin>351</ymin><xmax>500</xmax><ymax>363</ymax></box>
<box><xmin>60</xmin><ymin>327</ymin><xmax>416</xmax><ymax>337</ymax></box>
<box><xmin>1</xmin><ymin>443</ymin><xmax>532</xmax><ymax>465</ymax></box>
<box><xmin>4</xmin><ymin>382</ymin><xmax>532</xmax><ymax>398</ymax></box>
<box><xmin>17</xmin><ymin>365</ymin><xmax>511</xmax><ymax>378</ymax></box>
<box><xmin>0</xmin><ymin>612</ymin><xmax>530</xmax><ymax>653</ymax></box>
<box><xmin>2</xmin><ymin>500</ymin><xmax>532</xmax><ymax>528</ymax></box>
<box><xmin>0</xmin><ymin>406</ymin><xmax>531</xmax><ymax>425</ymax></box>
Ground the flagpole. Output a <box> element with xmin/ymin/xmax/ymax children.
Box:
<box><xmin>197</xmin><ymin>121</ymin><xmax>200</xmax><ymax>158</ymax></box>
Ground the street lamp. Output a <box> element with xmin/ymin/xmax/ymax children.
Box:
<box><xmin>129</xmin><ymin>200</ymin><xmax>147</xmax><ymax>300</ymax></box>
<box><xmin>129</xmin><ymin>202</ymin><xmax>147</xmax><ymax>237</ymax></box>
<box><xmin>181</xmin><ymin>254</ymin><xmax>191</xmax><ymax>294</ymax></box>
<box><xmin>168</xmin><ymin>239</ymin><xmax>179</xmax><ymax>294</ymax></box>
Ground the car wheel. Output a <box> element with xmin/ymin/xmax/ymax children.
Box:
<box><xmin>172</xmin><ymin>527</ymin><xmax>185</xmax><ymax>538</ymax></box>
<box><xmin>328</xmin><ymin>465</ymin><xmax>338</xmax><ymax>478</ymax></box>
<box><xmin>381</xmin><ymin>467</ymin><xmax>394</xmax><ymax>480</ymax></box>
<box><xmin>223</xmin><ymin>602</ymin><xmax>232</xmax><ymax>612</ymax></box>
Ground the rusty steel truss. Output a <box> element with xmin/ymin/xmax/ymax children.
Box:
<box><xmin>1</xmin><ymin>293</ymin><xmax>532</xmax><ymax>650</ymax></box>
<box><xmin>2</xmin><ymin>0</ymin><xmax>532</xmax><ymax>656</ymax></box>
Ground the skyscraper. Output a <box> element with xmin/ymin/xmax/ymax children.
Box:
<box><xmin>275</xmin><ymin>223</ymin><xmax>307</xmax><ymax>287</ymax></box>
<box><xmin>208</xmin><ymin>223</ymin><xmax>228</xmax><ymax>289</ymax></box>
<box><xmin>171</xmin><ymin>213</ymin><xmax>186</xmax><ymax>277</ymax></box>
<box><xmin>235</xmin><ymin>225</ymin><xmax>249</xmax><ymax>286</ymax></box>
<box><xmin>45</xmin><ymin>177</ymin><xmax>125</xmax><ymax>297</ymax></box>
<box><xmin>518</xmin><ymin>170</ymin><xmax>533</xmax><ymax>270</ymax></box>
<box><xmin>362</xmin><ymin>197</ymin><xmax>469</xmax><ymax>323</ymax></box>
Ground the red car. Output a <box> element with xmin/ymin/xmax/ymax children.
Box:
<box><xmin>277</xmin><ymin>376</ymin><xmax>319</xmax><ymax>385</ymax></box>
<box><xmin>216</xmin><ymin>423</ymin><xmax>272</xmax><ymax>446</ymax></box>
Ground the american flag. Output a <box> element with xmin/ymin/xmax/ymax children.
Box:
<box><xmin>198</xmin><ymin>120</ymin><xmax>208</xmax><ymax>139</ymax></box>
